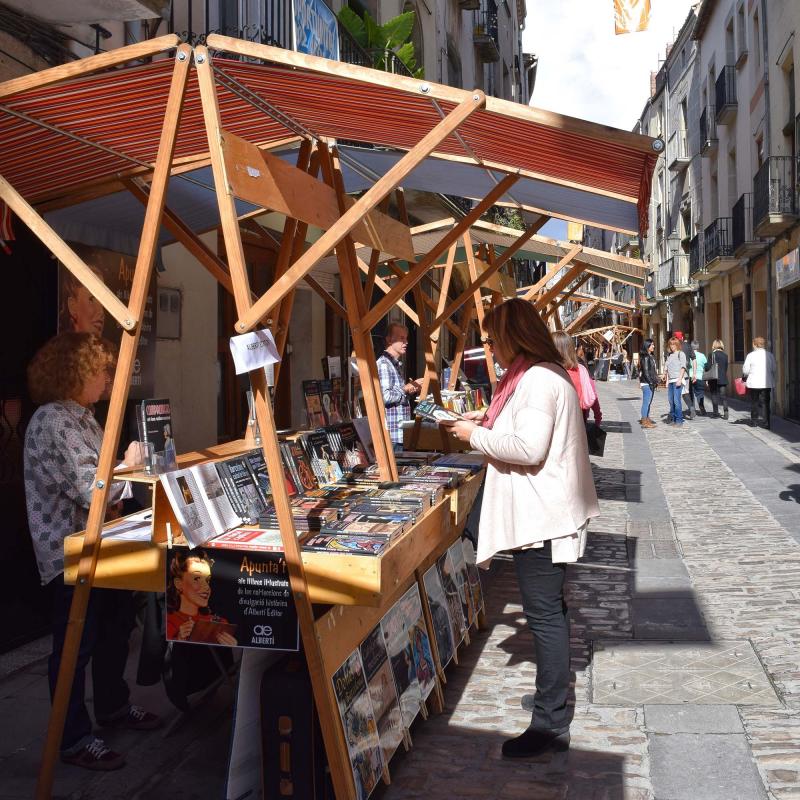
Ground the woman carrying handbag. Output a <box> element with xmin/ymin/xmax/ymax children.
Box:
<box><xmin>704</xmin><ymin>339</ymin><xmax>729</xmax><ymax>419</ymax></box>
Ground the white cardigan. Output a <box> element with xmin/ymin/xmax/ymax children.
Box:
<box><xmin>742</xmin><ymin>348</ymin><xmax>777</xmax><ymax>389</ymax></box>
<box><xmin>469</xmin><ymin>363</ymin><xmax>600</xmax><ymax>567</ymax></box>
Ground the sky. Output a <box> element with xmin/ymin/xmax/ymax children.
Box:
<box><xmin>524</xmin><ymin>0</ymin><xmax>697</xmax><ymax>241</ymax></box>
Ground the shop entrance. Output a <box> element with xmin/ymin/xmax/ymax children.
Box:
<box><xmin>787</xmin><ymin>285</ymin><xmax>800</xmax><ymax>421</ymax></box>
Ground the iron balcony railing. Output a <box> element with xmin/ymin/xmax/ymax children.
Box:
<box><xmin>473</xmin><ymin>0</ymin><xmax>500</xmax><ymax>62</ymax></box>
<box><xmin>732</xmin><ymin>192</ymin><xmax>756</xmax><ymax>252</ymax></box>
<box><xmin>753</xmin><ymin>156</ymin><xmax>800</xmax><ymax>227</ymax></box>
<box><xmin>704</xmin><ymin>217</ymin><xmax>734</xmax><ymax>264</ymax></box>
<box><xmin>714</xmin><ymin>66</ymin><xmax>737</xmax><ymax>122</ymax></box>
<box><xmin>700</xmin><ymin>106</ymin><xmax>717</xmax><ymax>153</ymax></box>
<box><xmin>689</xmin><ymin>233</ymin><xmax>703</xmax><ymax>275</ymax></box>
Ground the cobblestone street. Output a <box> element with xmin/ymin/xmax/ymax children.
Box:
<box><xmin>2</xmin><ymin>380</ymin><xmax>799</xmax><ymax>799</ymax></box>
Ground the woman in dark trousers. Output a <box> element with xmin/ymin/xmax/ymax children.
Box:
<box><xmin>638</xmin><ymin>339</ymin><xmax>659</xmax><ymax>427</ymax></box>
<box><xmin>705</xmin><ymin>339</ymin><xmax>729</xmax><ymax>419</ymax></box>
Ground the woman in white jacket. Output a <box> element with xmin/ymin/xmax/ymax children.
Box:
<box><xmin>742</xmin><ymin>337</ymin><xmax>777</xmax><ymax>429</ymax></box>
<box><xmin>444</xmin><ymin>298</ymin><xmax>599</xmax><ymax>759</ymax></box>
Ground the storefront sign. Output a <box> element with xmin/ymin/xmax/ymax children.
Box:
<box><xmin>776</xmin><ymin>248</ymin><xmax>800</xmax><ymax>291</ymax></box>
<box><xmin>292</xmin><ymin>0</ymin><xmax>339</xmax><ymax>60</ymax></box>
<box><xmin>166</xmin><ymin>546</ymin><xmax>299</xmax><ymax>651</ymax></box>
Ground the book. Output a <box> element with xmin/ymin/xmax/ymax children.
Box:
<box><xmin>302</xmin><ymin>380</ymin><xmax>327</xmax><ymax>428</ymax></box>
<box><xmin>359</xmin><ymin>625</ymin><xmax>404</xmax><ymax>762</ymax></box>
<box><xmin>351</xmin><ymin>417</ymin><xmax>376</xmax><ymax>465</ymax></box>
<box><xmin>184</xmin><ymin>617</ymin><xmax>238</xmax><ymax>644</ymax></box>
<box><xmin>285</xmin><ymin>440</ymin><xmax>318</xmax><ymax>493</ymax></box>
<box><xmin>160</xmin><ymin>462</ymin><xmax>241</xmax><ymax>547</ymax></box>
<box><xmin>447</xmin><ymin>540</ymin><xmax>475</xmax><ymax>630</ymax></box>
<box><xmin>436</xmin><ymin>549</ymin><xmax>467</xmax><ymax>646</ymax></box>
<box><xmin>301</xmin><ymin>533</ymin><xmax>390</xmax><ymax>556</ymax></box>
<box><xmin>433</xmin><ymin>453</ymin><xmax>485</xmax><ymax>473</ymax></box>
<box><xmin>379</xmin><ymin>596</ymin><xmax>422</xmax><ymax>728</ymax></box>
<box><xmin>214</xmin><ymin>455</ymin><xmax>267</xmax><ymax>522</ymax></box>
<box><xmin>304</xmin><ymin>429</ymin><xmax>343</xmax><ymax>484</ymax></box>
<box><xmin>206</xmin><ymin>527</ymin><xmax>284</xmax><ymax>552</ymax></box>
<box><xmin>464</xmin><ymin>546</ymin><xmax>485</xmax><ymax>618</ymax></box>
<box><xmin>413</xmin><ymin>398</ymin><xmax>463</xmax><ymax>423</ymax></box>
<box><xmin>322</xmin><ymin>513</ymin><xmax>407</xmax><ymax>537</ymax></box>
<box><xmin>137</xmin><ymin>397</ymin><xmax>177</xmax><ymax>471</ymax></box>
<box><xmin>331</xmin><ymin>651</ymin><xmax>384</xmax><ymax>800</ymax></box>
<box><xmin>320</xmin><ymin>379</ymin><xmax>343</xmax><ymax>424</ymax></box>
<box><xmin>336</xmin><ymin>422</ymin><xmax>369</xmax><ymax>468</ymax></box>
<box><xmin>422</xmin><ymin>564</ymin><xmax>456</xmax><ymax>669</ymax></box>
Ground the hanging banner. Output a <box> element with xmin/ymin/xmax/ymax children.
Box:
<box><xmin>614</xmin><ymin>0</ymin><xmax>651</xmax><ymax>35</ymax></box>
<box><xmin>292</xmin><ymin>0</ymin><xmax>340</xmax><ymax>60</ymax></box>
<box><xmin>776</xmin><ymin>248</ymin><xmax>800</xmax><ymax>291</ymax></box>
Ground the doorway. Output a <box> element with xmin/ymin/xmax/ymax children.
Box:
<box><xmin>787</xmin><ymin>286</ymin><xmax>800</xmax><ymax>421</ymax></box>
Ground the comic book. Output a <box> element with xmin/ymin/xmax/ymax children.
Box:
<box><xmin>447</xmin><ymin>540</ymin><xmax>475</xmax><ymax>630</ymax></box>
<box><xmin>436</xmin><ymin>549</ymin><xmax>467</xmax><ymax>646</ymax></box>
<box><xmin>422</xmin><ymin>564</ymin><xmax>456</xmax><ymax>669</ymax></box>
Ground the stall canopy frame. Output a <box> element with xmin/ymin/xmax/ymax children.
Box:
<box><xmin>0</xmin><ymin>36</ymin><xmax>659</xmax><ymax>800</ymax></box>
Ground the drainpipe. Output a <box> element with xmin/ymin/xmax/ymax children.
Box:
<box><xmin>760</xmin><ymin>0</ymin><xmax>772</xmax><ymax>351</ymax></box>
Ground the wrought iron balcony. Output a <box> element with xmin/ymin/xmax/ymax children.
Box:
<box><xmin>473</xmin><ymin>0</ymin><xmax>500</xmax><ymax>63</ymax></box>
<box><xmin>753</xmin><ymin>156</ymin><xmax>800</xmax><ymax>237</ymax></box>
<box><xmin>704</xmin><ymin>217</ymin><xmax>736</xmax><ymax>271</ymax></box>
<box><xmin>715</xmin><ymin>66</ymin><xmax>737</xmax><ymax>124</ymax></box>
<box><xmin>700</xmin><ymin>107</ymin><xmax>718</xmax><ymax>155</ymax></box>
<box><xmin>689</xmin><ymin>234</ymin><xmax>704</xmax><ymax>276</ymax></box>
<box><xmin>667</xmin><ymin>129</ymin><xmax>690</xmax><ymax>171</ymax></box>
<box><xmin>731</xmin><ymin>193</ymin><xmax>765</xmax><ymax>257</ymax></box>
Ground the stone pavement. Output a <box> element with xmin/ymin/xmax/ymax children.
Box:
<box><xmin>1</xmin><ymin>379</ymin><xmax>799</xmax><ymax>799</ymax></box>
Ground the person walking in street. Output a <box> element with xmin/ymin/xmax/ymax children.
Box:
<box><xmin>663</xmin><ymin>336</ymin><xmax>687</xmax><ymax>426</ymax></box>
<box><xmin>705</xmin><ymin>339</ymin><xmax>729</xmax><ymax>419</ymax></box>
<box><xmin>742</xmin><ymin>337</ymin><xmax>777</xmax><ymax>429</ymax></box>
<box><xmin>673</xmin><ymin>331</ymin><xmax>696</xmax><ymax>419</ymax></box>
<box><xmin>638</xmin><ymin>339</ymin><xmax>659</xmax><ymax>427</ymax></box>
<box><xmin>552</xmin><ymin>331</ymin><xmax>602</xmax><ymax>427</ymax></box>
<box><xmin>23</xmin><ymin>332</ymin><xmax>160</xmax><ymax>771</ymax></box>
<box><xmin>691</xmin><ymin>340</ymin><xmax>708</xmax><ymax>416</ymax></box>
<box><xmin>376</xmin><ymin>322</ymin><xmax>420</xmax><ymax>451</ymax></box>
<box><xmin>443</xmin><ymin>298</ymin><xmax>600</xmax><ymax>759</ymax></box>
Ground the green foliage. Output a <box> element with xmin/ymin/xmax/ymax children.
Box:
<box><xmin>337</xmin><ymin>6</ymin><xmax>423</xmax><ymax>78</ymax></box>
<box><xmin>489</xmin><ymin>206</ymin><xmax>525</xmax><ymax>231</ymax></box>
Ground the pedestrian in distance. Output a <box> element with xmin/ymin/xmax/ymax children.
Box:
<box><xmin>442</xmin><ymin>298</ymin><xmax>600</xmax><ymax>759</ymax></box>
<box><xmin>673</xmin><ymin>331</ymin><xmax>696</xmax><ymax>419</ymax></box>
<box><xmin>552</xmin><ymin>331</ymin><xmax>603</xmax><ymax>428</ymax></box>
<box><xmin>638</xmin><ymin>338</ymin><xmax>659</xmax><ymax>428</ymax></box>
<box><xmin>663</xmin><ymin>336</ymin><xmax>687</xmax><ymax>426</ymax></box>
<box><xmin>376</xmin><ymin>322</ymin><xmax>421</xmax><ymax>451</ymax></box>
<box><xmin>691</xmin><ymin>340</ymin><xmax>708</xmax><ymax>416</ymax></box>
<box><xmin>742</xmin><ymin>337</ymin><xmax>777</xmax><ymax>429</ymax></box>
<box><xmin>705</xmin><ymin>339</ymin><xmax>729</xmax><ymax>419</ymax></box>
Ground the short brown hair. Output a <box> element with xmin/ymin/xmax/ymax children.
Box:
<box><xmin>483</xmin><ymin>298</ymin><xmax>562</xmax><ymax>364</ymax></box>
<box><xmin>752</xmin><ymin>337</ymin><xmax>765</xmax><ymax>348</ymax></box>
<box><xmin>551</xmin><ymin>331</ymin><xmax>579</xmax><ymax>369</ymax></box>
<box><xmin>27</xmin><ymin>332</ymin><xmax>116</xmax><ymax>405</ymax></box>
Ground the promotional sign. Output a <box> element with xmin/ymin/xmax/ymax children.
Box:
<box><xmin>166</xmin><ymin>545</ymin><xmax>299</xmax><ymax>651</ymax></box>
<box><xmin>57</xmin><ymin>244</ymin><xmax>155</xmax><ymax>399</ymax></box>
<box><xmin>776</xmin><ymin>248</ymin><xmax>800</xmax><ymax>291</ymax></box>
<box><xmin>292</xmin><ymin>0</ymin><xmax>340</xmax><ymax>60</ymax></box>
<box><xmin>229</xmin><ymin>327</ymin><xmax>281</xmax><ymax>375</ymax></box>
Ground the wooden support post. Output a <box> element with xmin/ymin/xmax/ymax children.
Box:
<box><xmin>35</xmin><ymin>45</ymin><xmax>192</xmax><ymax>800</ymax></box>
<box><xmin>236</xmin><ymin>91</ymin><xmax>486</xmax><ymax>333</ymax></box>
<box><xmin>533</xmin><ymin>261</ymin><xmax>586</xmax><ymax>311</ymax></box>
<box><xmin>463</xmin><ymin>231</ymin><xmax>497</xmax><ymax>388</ymax></box>
<box><xmin>448</xmin><ymin>304</ymin><xmax>475</xmax><ymax>391</ymax></box>
<box><xmin>361</xmin><ymin>173</ymin><xmax>519</xmax><ymax>331</ymax></box>
<box><xmin>520</xmin><ymin>245</ymin><xmax>583</xmax><ymax>302</ymax></box>
<box><xmin>196</xmin><ymin>47</ymin><xmax>358</xmax><ymax>800</ymax></box>
<box><xmin>542</xmin><ymin>273</ymin><xmax>591</xmax><ymax>319</ymax></box>
<box><xmin>304</xmin><ymin>274</ymin><xmax>347</xmax><ymax>319</ymax></box>
<box><xmin>565</xmin><ymin>299</ymin><xmax>602</xmax><ymax>333</ymax></box>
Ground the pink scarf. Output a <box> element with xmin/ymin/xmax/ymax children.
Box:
<box><xmin>482</xmin><ymin>354</ymin><xmax>534</xmax><ymax>430</ymax></box>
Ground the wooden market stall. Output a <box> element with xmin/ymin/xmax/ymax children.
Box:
<box><xmin>0</xmin><ymin>35</ymin><xmax>659</xmax><ymax>799</ymax></box>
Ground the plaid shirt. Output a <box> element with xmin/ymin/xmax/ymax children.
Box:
<box><xmin>377</xmin><ymin>351</ymin><xmax>410</xmax><ymax>445</ymax></box>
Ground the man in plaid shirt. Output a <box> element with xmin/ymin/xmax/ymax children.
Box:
<box><xmin>377</xmin><ymin>323</ymin><xmax>420</xmax><ymax>450</ymax></box>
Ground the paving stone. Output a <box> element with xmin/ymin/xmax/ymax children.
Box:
<box><xmin>644</xmin><ymin>704</ymin><xmax>744</xmax><ymax>734</ymax></box>
<box><xmin>630</xmin><ymin>598</ymin><xmax>708</xmax><ymax>638</ymax></box>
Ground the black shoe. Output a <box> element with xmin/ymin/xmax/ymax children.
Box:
<box><xmin>502</xmin><ymin>727</ymin><xmax>570</xmax><ymax>758</ymax></box>
<box><xmin>723</xmin><ymin>411</ymin><xmax>729</xmax><ymax>420</ymax></box>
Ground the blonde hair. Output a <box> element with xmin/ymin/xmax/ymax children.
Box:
<box><xmin>27</xmin><ymin>332</ymin><xmax>116</xmax><ymax>405</ymax></box>
<box><xmin>712</xmin><ymin>339</ymin><xmax>725</xmax><ymax>350</ymax></box>
<box><xmin>752</xmin><ymin>337</ymin><xmax>765</xmax><ymax>348</ymax></box>
<box><xmin>551</xmin><ymin>331</ymin><xmax>579</xmax><ymax>369</ymax></box>
<box><xmin>483</xmin><ymin>298</ymin><xmax>562</xmax><ymax>364</ymax></box>
<box><xmin>667</xmin><ymin>336</ymin><xmax>681</xmax><ymax>351</ymax></box>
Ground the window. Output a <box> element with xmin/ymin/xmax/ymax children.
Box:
<box><xmin>753</xmin><ymin>11</ymin><xmax>761</xmax><ymax>70</ymax></box>
<box><xmin>732</xmin><ymin>294</ymin><xmax>745</xmax><ymax>361</ymax></box>
<box><xmin>736</xmin><ymin>3</ymin><xmax>747</xmax><ymax>63</ymax></box>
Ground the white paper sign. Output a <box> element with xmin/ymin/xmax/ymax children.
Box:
<box><xmin>229</xmin><ymin>328</ymin><xmax>281</xmax><ymax>375</ymax></box>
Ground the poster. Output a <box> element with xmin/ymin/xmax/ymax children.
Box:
<box><xmin>57</xmin><ymin>244</ymin><xmax>155</xmax><ymax>399</ymax></box>
<box><xmin>166</xmin><ymin>546</ymin><xmax>299</xmax><ymax>651</ymax></box>
<box><xmin>776</xmin><ymin>248</ymin><xmax>800</xmax><ymax>291</ymax></box>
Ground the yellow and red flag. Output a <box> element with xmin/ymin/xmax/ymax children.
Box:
<box><xmin>614</xmin><ymin>0</ymin><xmax>651</xmax><ymax>34</ymax></box>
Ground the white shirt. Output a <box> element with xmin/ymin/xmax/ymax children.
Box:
<box><xmin>742</xmin><ymin>348</ymin><xmax>777</xmax><ymax>389</ymax></box>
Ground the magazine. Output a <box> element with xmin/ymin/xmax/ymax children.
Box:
<box><xmin>447</xmin><ymin>540</ymin><xmax>475</xmax><ymax>630</ymax></box>
<box><xmin>137</xmin><ymin>397</ymin><xmax>177</xmax><ymax>472</ymax></box>
<box><xmin>359</xmin><ymin>625</ymin><xmax>404</xmax><ymax>762</ymax></box>
<box><xmin>380</xmin><ymin>598</ymin><xmax>422</xmax><ymax>728</ymax></box>
<box><xmin>422</xmin><ymin>564</ymin><xmax>456</xmax><ymax>669</ymax></box>
<box><xmin>160</xmin><ymin>462</ymin><xmax>240</xmax><ymax>547</ymax></box>
<box><xmin>394</xmin><ymin>585</ymin><xmax>436</xmax><ymax>702</ymax></box>
<box><xmin>436</xmin><ymin>549</ymin><xmax>467</xmax><ymax>646</ymax></box>
<box><xmin>413</xmin><ymin>398</ymin><xmax>463</xmax><ymax>423</ymax></box>
<box><xmin>331</xmin><ymin>650</ymin><xmax>384</xmax><ymax>800</ymax></box>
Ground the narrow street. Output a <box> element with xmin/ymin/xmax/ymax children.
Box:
<box><xmin>2</xmin><ymin>381</ymin><xmax>799</xmax><ymax>800</ymax></box>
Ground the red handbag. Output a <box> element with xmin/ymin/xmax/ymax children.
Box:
<box><xmin>734</xmin><ymin>377</ymin><xmax>747</xmax><ymax>396</ymax></box>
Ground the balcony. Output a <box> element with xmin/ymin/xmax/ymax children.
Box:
<box><xmin>689</xmin><ymin>234</ymin><xmax>704</xmax><ymax>277</ymax></box>
<box><xmin>715</xmin><ymin>66</ymin><xmax>737</xmax><ymax>124</ymax></box>
<box><xmin>731</xmin><ymin>193</ymin><xmax>765</xmax><ymax>257</ymax></box>
<box><xmin>753</xmin><ymin>156</ymin><xmax>800</xmax><ymax>237</ymax></box>
<box><xmin>657</xmin><ymin>254</ymin><xmax>693</xmax><ymax>296</ymax></box>
<box><xmin>700</xmin><ymin>107</ymin><xmax>718</xmax><ymax>155</ymax></box>
<box><xmin>704</xmin><ymin>217</ymin><xmax>737</xmax><ymax>272</ymax></box>
<box><xmin>639</xmin><ymin>273</ymin><xmax>657</xmax><ymax>309</ymax></box>
<box><xmin>473</xmin><ymin>0</ymin><xmax>500</xmax><ymax>63</ymax></box>
<box><xmin>667</xmin><ymin>129</ymin><xmax>690</xmax><ymax>171</ymax></box>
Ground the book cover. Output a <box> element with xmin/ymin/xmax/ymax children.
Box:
<box><xmin>244</xmin><ymin>450</ymin><xmax>273</xmax><ymax>506</ymax></box>
<box><xmin>138</xmin><ymin>397</ymin><xmax>177</xmax><ymax>470</ymax></box>
<box><xmin>301</xmin><ymin>533</ymin><xmax>390</xmax><ymax>556</ymax></box>
<box><xmin>379</xmin><ymin>600</ymin><xmax>422</xmax><ymax>728</ymax></box>
<box><xmin>287</xmin><ymin>440</ymin><xmax>318</xmax><ymax>493</ymax></box>
<box><xmin>436</xmin><ymin>550</ymin><xmax>467</xmax><ymax>646</ymax></box>
<box><xmin>319</xmin><ymin>379</ymin><xmax>343</xmax><ymax>424</ymax></box>
<box><xmin>337</xmin><ymin>422</ymin><xmax>369</xmax><ymax>468</ymax></box>
<box><xmin>422</xmin><ymin>564</ymin><xmax>456</xmax><ymax>669</ymax></box>
<box><xmin>331</xmin><ymin>377</ymin><xmax>347</xmax><ymax>421</ymax></box>
<box><xmin>414</xmin><ymin>398</ymin><xmax>463</xmax><ymax>423</ymax></box>
<box><xmin>464</xmin><ymin>543</ymin><xmax>485</xmax><ymax>616</ymax></box>
<box><xmin>393</xmin><ymin>585</ymin><xmax>436</xmax><ymax>701</ymax></box>
<box><xmin>304</xmin><ymin>430</ymin><xmax>343</xmax><ymax>484</ymax></box>
<box><xmin>215</xmin><ymin>456</ymin><xmax>267</xmax><ymax>522</ymax></box>
<box><xmin>351</xmin><ymin>417</ymin><xmax>376</xmax><ymax>465</ymax></box>
<box><xmin>332</xmin><ymin>651</ymin><xmax>384</xmax><ymax>800</ymax></box>
<box><xmin>301</xmin><ymin>380</ymin><xmax>327</xmax><ymax>428</ymax></box>
<box><xmin>206</xmin><ymin>528</ymin><xmax>284</xmax><ymax>552</ymax></box>
<box><xmin>359</xmin><ymin>625</ymin><xmax>404</xmax><ymax>762</ymax></box>
<box><xmin>447</xmin><ymin>540</ymin><xmax>475</xmax><ymax>630</ymax></box>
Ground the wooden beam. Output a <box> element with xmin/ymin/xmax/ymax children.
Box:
<box><xmin>303</xmin><ymin>274</ymin><xmax>347</xmax><ymax>319</ymax></box>
<box><xmin>520</xmin><ymin>244</ymin><xmax>582</xmax><ymax>301</ymax></box>
<box><xmin>533</xmin><ymin>261</ymin><xmax>586</xmax><ymax>311</ymax></box>
<box><xmin>463</xmin><ymin>231</ymin><xmax>496</xmax><ymax>388</ymax></box>
<box><xmin>565</xmin><ymin>300</ymin><xmax>602</xmax><ymax>333</ymax></box>
<box><xmin>542</xmin><ymin>273</ymin><xmax>591</xmax><ymax>319</ymax></box>
<box><xmin>430</xmin><ymin>242</ymin><xmax>457</xmax><ymax>344</ymax></box>
<box><xmin>0</xmin><ymin>34</ymin><xmax>181</xmax><ymax>101</ymax></box>
<box><xmin>35</xmin><ymin>44</ymin><xmax>191</xmax><ymax>800</ymax></box>
<box><xmin>0</xmin><ymin>174</ymin><xmax>135</xmax><ymax>331</ymax></box>
<box><xmin>361</xmin><ymin>173</ymin><xmax>519</xmax><ymax>331</ymax></box>
<box><xmin>236</xmin><ymin>91</ymin><xmax>486</xmax><ymax>333</ymax></box>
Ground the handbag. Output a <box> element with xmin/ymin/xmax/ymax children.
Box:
<box><xmin>704</xmin><ymin>352</ymin><xmax>720</xmax><ymax>382</ymax></box>
<box><xmin>586</xmin><ymin>422</ymin><xmax>606</xmax><ymax>457</ymax></box>
<box><xmin>734</xmin><ymin>377</ymin><xmax>747</xmax><ymax>396</ymax></box>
